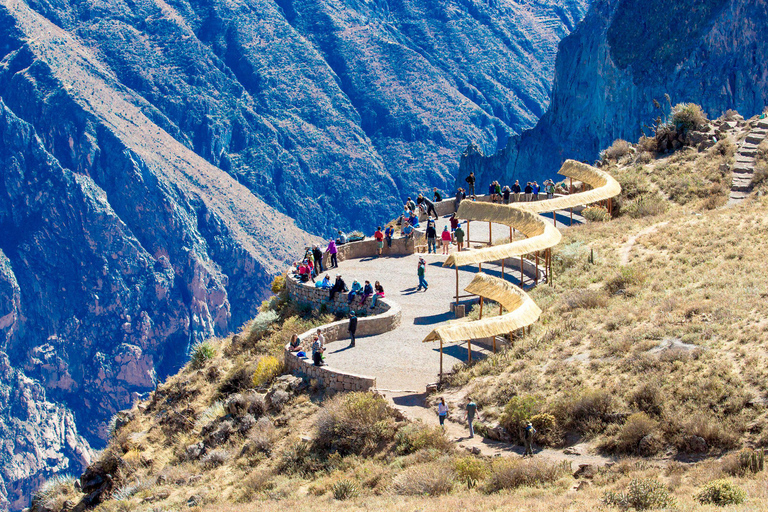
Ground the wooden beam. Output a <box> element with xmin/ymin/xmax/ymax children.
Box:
<box><xmin>440</xmin><ymin>339</ymin><xmax>443</xmax><ymax>381</ymax></box>
<box><xmin>493</xmin><ymin>335</ymin><xmax>496</xmax><ymax>353</ymax></box>
<box><xmin>467</xmin><ymin>220</ymin><xmax>470</xmax><ymax>247</ymax></box>
<box><xmin>479</xmin><ymin>296</ymin><xmax>484</xmax><ymax>319</ymax></box>
<box><xmin>468</xmin><ymin>339</ymin><xmax>472</xmax><ymax>363</ymax></box>
<box><xmin>489</xmin><ymin>221</ymin><xmax>493</xmax><ymax>246</ymax></box>
<box><xmin>455</xmin><ymin>265</ymin><xmax>459</xmax><ymax>305</ymax></box>
<box><xmin>535</xmin><ymin>251</ymin><xmax>539</xmax><ymax>285</ymax></box>
<box><xmin>520</xmin><ymin>255</ymin><xmax>524</xmax><ymax>287</ymax></box>
<box><xmin>501</xmin><ymin>258</ymin><xmax>505</xmax><ymax>279</ymax></box>
<box><xmin>569</xmin><ymin>177</ymin><xmax>573</xmax><ymax>194</ymax></box>
<box><xmin>553</xmin><ymin>209</ymin><xmax>557</xmax><ymax>227</ymax></box>
<box><xmin>570</xmin><ymin>207</ymin><xmax>573</xmax><ymax>226</ymax></box>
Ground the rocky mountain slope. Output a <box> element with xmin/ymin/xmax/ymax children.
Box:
<box><xmin>0</xmin><ymin>0</ymin><xmax>591</xmax><ymax>508</ymax></box>
<box><xmin>461</xmin><ymin>0</ymin><xmax>768</xmax><ymax>187</ymax></box>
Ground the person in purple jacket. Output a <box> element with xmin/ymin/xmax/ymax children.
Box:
<box><xmin>326</xmin><ymin>239</ymin><xmax>338</xmax><ymax>268</ymax></box>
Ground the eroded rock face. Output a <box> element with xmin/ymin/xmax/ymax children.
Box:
<box><xmin>462</xmin><ymin>0</ymin><xmax>768</xmax><ymax>187</ymax></box>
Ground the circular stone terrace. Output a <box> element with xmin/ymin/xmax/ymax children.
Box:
<box><xmin>303</xmin><ymin>199</ymin><xmax>584</xmax><ymax>393</ymax></box>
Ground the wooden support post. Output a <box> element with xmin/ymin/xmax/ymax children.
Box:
<box><xmin>489</xmin><ymin>221</ymin><xmax>493</xmax><ymax>246</ymax></box>
<box><xmin>553</xmin><ymin>209</ymin><xmax>557</xmax><ymax>227</ymax></box>
<box><xmin>467</xmin><ymin>220</ymin><xmax>470</xmax><ymax>246</ymax></box>
<box><xmin>493</xmin><ymin>336</ymin><xmax>497</xmax><ymax>353</ymax></box>
<box><xmin>501</xmin><ymin>258</ymin><xmax>505</xmax><ymax>279</ymax></box>
<box><xmin>520</xmin><ymin>255</ymin><xmax>524</xmax><ymax>287</ymax></box>
<box><xmin>569</xmin><ymin>177</ymin><xmax>573</xmax><ymax>194</ymax></box>
<box><xmin>440</xmin><ymin>339</ymin><xmax>443</xmax><ymax>380</ymax></box>
<box><xmin>535</xmin><ymin>251</ymin><xmax>539</xmax><ymax>285</ymax></box>
<box><xmin>570</xmin><ymin>207</ymin><xmax>573</xmax><ymax>226</ymax></box>
<box><xmin>479</xmin><ymin>297</ymin><xmax>484</xmax><ymax>319</ymax></box>
<box><xmin>468</xmin><ymin>339</ymin><xmax>472</xmax><ymax>363</ymax></box>
<box><xmin>455</xmin><ymin>265</ymin><xmax>459</xmax><ymax>305</ymax></box>
<box><xmin>509</xmin><ymin>225</ymin><xmax>512</xmax><ymax>241</ymax></box>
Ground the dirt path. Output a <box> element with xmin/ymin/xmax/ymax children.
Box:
<box><xmin>619</xmin><ymin>222</ymin><xmax>669</xmax><ymax>266</ymax></box>
<box><xmin>384</xmin><ymin>391</ymin><xmax>615</xmax><ymax>470</ymax></box>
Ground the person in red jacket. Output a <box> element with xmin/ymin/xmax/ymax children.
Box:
<box><xmin>374</xmin><ymin>226</ymin><xmax>384</xmax><ymax>256</ymax></box>
<box><xmin>441</xmin><ymin>225</ymin><xmax>452</xmax><ymax>254</ymax></box>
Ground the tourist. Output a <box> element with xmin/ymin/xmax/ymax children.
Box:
<box><xmin>312</xmin><ymin>331</ymin><xmax>325</xmax><ymax>366</ymax></box>
<box><xmin>402</xmin><ymin>221</ymin><xmax>414</xmax><ymax>239</ymax></box>
<box><xmin>419</xmin><ymin>194</ymin><xmax>438</xmax><ymax>218</ymax></box>
<box><xmin>503</xmin><ymin>185</ymin><xmax>511</xmax><ymax>204</ymax></box>
<box><xmin>433</xmin><ymin>187</ymin><xmax>443</xmax><ymax>202</ymax></box>
<box><xmin>437</xmin><ymin>398</ymin><xmax>448</xmax><ymax>427</ymax></box>
<box><xmin>465</xmin><ymin>172</ymin><xmax>476</xmax><ymax>197</ymax></box>
<box><xmin>408</xmin><ymin>210</ymin><xmax>420</xmax><ymax>228</ymax></box>
<box><xmin>337</xmin><ymin>230</ymin><xmax>347</xmax><ymax>245</ymax></box>
<box><xmin>289</xmin><ymin>334</ymin><xmax>302</xmax><ymax>352</ymax></box>
<box><xmin>524</xmin><ymin>421</ymin><xmax>537</xmax><ymax>457</ymax></box>
<box><xmin>326</xmin><ymin>239</ymin><xmax>338</xmax><ymax>268</ymax></box>
<box><xmin>406</xmin><ymin>196</ymin><xmax>416</xmax><ymax>212</ymax></box>
<box><xmin>348</xmin><ymin>311</ymin><xmax>357</xmax><ymax>348</ymax></box>
<box><xmin>417</xmin><ymin>257</ymin><xmax>428</xmax><ymax>291</ymax></box>
<box><xmin>441</xmin><ymin>225</ymin><xmax>452</xmax><ymax>254</ymax></box>
<box><xmin>426</xmin><ymin>221</ymin><xmax>437</xmax><ymax>254</ymax></box>
<box><xmin>316</xmin><ymin>274</ymin><xmax>332</xmax><ymax>289</ymax></box>
<box><xmin>512</xmin><ymin>180</ymin><xmax>521</xmax><ymax>202</ymax></box>
<box><xmin>370</xmin><ymin>281</ymin><xmax>384</xmax><ymax>309</ymax></box>
<box><xmin>454</xmin><ymin>223</ymin><xmax>465</xmax><ymax>251</ymax></box>
<box><xmin>312</xmin><ymin>245</ymin><xmax>324</xmax><ymax>273</ymax></box>
<box><xmin>297</xmin><ymin>261</ymin><xmax>311</xmax><ymax>282</ymax></box>
<box><xmin>374</xmin><ymin>226</ymin><xmax>384</xmax><ymax>256</ymax></box>
<box><xmin>465</xmin><ymin>398</ymin><xmax>481</xmax><ymax>438</ymax></box>
<box><xmin>359</xmin><ymin>280</ymin><xmax>373</xmax><ymax>305</ymax></box>
<box><xmin>385</xmin><ymin>225</ymin><xmax>394</xmax><ymax>248</ymax></box>
<box><xmin>532</xmin><ymin>181</ymin><xmax>540</xmax><ymax>200</ymax></box>
<box><xmin>524</xmin><ymin>182</ymin><xmax>533</xmax><ymax>201</ymax></box>
<box><xmin>329</xmin><ymin>274</ymin><xmax>347</xmax><ymax>301</ymax></box>
<box><xmin>494</xmin><ymin>181</ymin><xmax>502</xmax><ymax>202</ymax></box>
<box><xmin>450</xmin><ymin>213</ymin><xmax>459</xmax><ymax>236</ymax></box>
<box><xmin>347</xmin><ymin>280</ymin><xmax>362</xmax><ymax>303</ymax></box>
<box><xmin>488</xmin><ymin>182</ymin><xmax>495</xmax><ymax>202</ymax></box>
<box><xmin>545</xmin><ymin>179</ymin><xmax>555</xmax><ymax>200</ymax></box>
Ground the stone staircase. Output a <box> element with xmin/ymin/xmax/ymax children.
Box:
<box><xmin>729</xmin><ymin>118</ymin><xmax>768</xmax><ymax>204</ymax></box>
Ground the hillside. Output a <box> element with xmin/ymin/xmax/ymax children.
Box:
<box><xmin>0</xmin><ymin>0</ymin><xmax>592</xmax><ymax>506</ymax></box>
<box><xmin>461</xmin><ymin>0</ymin><xmax>768</xmax><ymax>188</ymax></box>
<box><xmin>31</xmin><ymin>114</ymin><xmax>768</xmax><ymax>511</ymax></box>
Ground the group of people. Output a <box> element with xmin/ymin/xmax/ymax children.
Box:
<box><xmin>318</xmin><ymin>274</ymin><xmax>386</xmax><ymax>310</ymax></box>
<box><xmin>292</xmin><ymin>245</ymin><xmax>327</xmax><ymax>283</ymax></box>
<box><xmin>463</xmin><ymin>172</ymin><xmax>557</xmax><ymax>203</ymax></box>
<box><xmin>424</xmin><ymin>215</ymin><xmax>465</xmax><ymax>254</ymax></box>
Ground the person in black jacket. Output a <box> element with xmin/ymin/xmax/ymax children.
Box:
<box><xmin>348</xmin><ymin>311</ymin><xmax>358</xmax><ymax>347</ymax></box>
<box><xmin>426</xmin><ymin>221</ymin><xmax>437</xmax><ymax>254</ymax></box>
<box><xmin>329</xmin><ymin>275</ymin><xmax>347</xmax><ymax>301</ymax></box>
<box><xmin>312</xmin><ymin>245</ymin><xmax>324</xmax><ymax>273</ymax></box>
<box><xmin>465</xmin><ymin>172</ymin><xmax>476</xmax><ymax>197</ymax></box>
<box><xmin>512</xmin><ymin>180</ymin><xmax>521</xmax><ymax>202</ymax></box>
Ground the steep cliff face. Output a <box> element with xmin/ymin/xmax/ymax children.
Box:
<box><xmin>461</xmin><ymin>0</ymin><xmax>768</xmax><ymax>187</ymax></box>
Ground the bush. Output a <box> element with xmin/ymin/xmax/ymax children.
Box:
<box><xmin>395</xmin><ymin>423</ymin><xmax>453</xmax><ymax>454</ymax></box>
<box><xmin>602</xmin><ymin>413</ymin><xmax>660</xmax><ymax>455</ymax></box>
<box><xmin>722</xmin><ymin>448</ymin><xmax>765</xmax><ymax>476</ymax></box>
<box><xmin>484</xmin><ymin>458</ymin><xmax>566</xmax><ymax>493</ymax></box>
<box><xmin>271</xmin><ymin>274</ymin><xmax>286</xmax><ymax>293</ymax></box>
<box><xmin>630</xmin><ymin>383</ymin><xmax>662</xmax><ymax>416</ymax></box>
<box><xmin>603</xmin><ymin>139</ymin><xmax>633</xmax><ymax>161</ymax></box>
<box><xmin>190</xmin><ymin>341</ymin><xmax>215</xmax><ymax>369</ymax></box>
<box><xmin>562</xmin><ymin>288</ymin><xmax>608</xmax><ymax>311</ymax></box>
<box><xmin>392</xmin><ymin>463</ymin><xmax>454</xmax><ymax>496</ymax></box>
<box><xmin>695</xmin><ymin>480</ymin><xmax>746</xmax><ymax>506</ymax></box>
<box><xmin>624</xmin><ymin>194</ymin><xmax>668</xmax><ymax>218</ymax></box>
<box><xmin>582</xmin><ymin>205</ymin><xmax>611</xmax><ymax>222</ymax></box>
<box><xmin>554</xmin><ymin>388</ymin><xmax>614</xmax><ymax>435</ymax></box>
<box><xmin>671</xmin><ymin>103</ymin><xmax>708</xmax><ymax>134</ymax></box>
<box><xmin>529</xmin><ymin>413</ymin><xmax>559</xmax><ymax>447</ymax></box>
<box><xmin>603</xmin><ymin>478</ymin><xmax>675</xmax><ymax>510</ymax></box>
<box><xmin>252</xmin><ymin>355</ymin><xmax>284</xmax><ymax>388</ymax></box>
<box><xmin>500</xmin><ymin>395</ymin><xmax>541</xmax><ymax>440</ymax></box>
<box><xmin>32</xmin><ymin>474</ymin><xmax>77</xmax><ymax>510</ymax></box>
<box><xmin>454</xmin><ymin>456</ymin><xmax>489</xmax><ymax>488</ymax></box>
<box><xmin>332</xmin><ymin>478</ymin><xmax>360</xmax><ymax>500</ymax></box>
<box><xmin>201</xmin><ymin>448</ymin><xmax>230</xmax><ymax>468</ymax></box>
<box><xmin>278</xmin><ymin>439</ymin><xmax>329</xmax><ymax>477</ymax></box>
<box><xmin>315</xmin><ymin>392</ymin><xmax>397</xmax><ymax>455</ymax></box>
<box><xmin>605</xmin><ymin>266</ymin><xmax>645</xmax><ymax>295</ymax></box>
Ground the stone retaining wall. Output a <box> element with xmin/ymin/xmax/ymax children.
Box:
<box><xmin>284</xmin><ymin>273</ymin><xmax>402</xmax><ymax>392</ymax></box>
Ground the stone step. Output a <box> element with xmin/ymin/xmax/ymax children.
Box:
<box><xmin>745</xmin><ymin>134</ymin><xmax>766</xmax><ymax>145</ymax></box>
<box><xmin>732</xmin><ymin>165</ymin><xmax>754</xmax><ymax>174</ymax></box>
<box><xmin>735</xmin><ymin>157</ymin><xmax>755</xmax><ymax>165</ymax></box>
<box><xmin>732</xmin><ymin>179</ymin><xmax>753</xmax><ymax>188</ymax></box>
<box><xmin>758</xmin><ymin>119</ymin><xmax>768</xmax><ymax>130</ymax></box>
<box><xmin>740</xmin><ymin>148</ymin><xmax>758</xmax><ymax>157</ymax></box>
<box><xmin>730</xmin><ymin>190</ymin><xmax>749</xmax><ymax>199</ymax></box>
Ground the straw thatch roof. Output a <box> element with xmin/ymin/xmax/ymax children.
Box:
<box><xmin>443</xmin><ymin>202</ymin><xmax>561</xmax><ymax>267</ymax></box>
<box><xmin>514</xmin><ymin>160</ymin><xmax>621</xmax><ymax>214</ymax></box>
<box><xmin>422</xmin><ymin>273</ymin><xmax>541</xmax><ymax>344</ymax></box>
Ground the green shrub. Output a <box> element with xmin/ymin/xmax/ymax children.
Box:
<box><xmin>271</xmin><ymin>274</ymin><xmax>286</xmax><ymax>293</ymax></box>
<box><xmin>695</xmin><ymin>479</ymin><xmax>746</xmax><ymax>506</ymax></box>
<box><xmin>278</xmin><ymin>439</ymin><xmax>330</xmax><ymax>477</ymax></box>
<box><xmin>603</xmin><ymin>478</ymin><xmax>675</xmax><ymax>510</ymax></box>
<box><xmin>583</xmin><ymin>205</ymin><xmax>611</xmax><ymax>222</ymax></box>
<box><xmin>453</xmin><ymin>456</ymin><xmax>489</xmax><ymax>488</ymax></box>
<box><xmin>671</xmin><ymin>103</ymin><xmax>708</xmax><ymax>134</ymax></box>
<box><xmin>554</xmin><ymin>388</ymin><xmax>614</xmax><ymax>435</ymax></box>
<box><xmin>562</xmin><ymin>288</ymin><xmax>608</xmax><ymax>311</ymax></box>
<box><xmin>500</xmin><ymin>395</ymin><xmax>541</xmax><ymax>440</ymax></box>
<box><xmin>252</xmin><ymin>355</ymin><xmax>284</xmax><ymax>388</ymax></box>
<box><xmin>529</xmin><ymin>413</ymin><xmax>559</xmax><ymax>447</ymax></box>
<box><xmin>603</xmin><ymin>139</ymin><xmax>633</xmax><ymax>161</ymax></box>
<box><xmin>190</xmin><ymin>341</ymin><xmax>215</xmax><ymax>369</ymax></box>
<box><xmin>605</xmin><ymin>266</ymin><xmax>645</xmax><ymax>295</ymax></box>
<box><xmin>624</xmin><ymin>194</ymin><xmax>668</xmax><ymax>218</ymax></box>
<box><xmin>722</xmin><ymin>448</ymin><xmax>765</xmax><ymax>476</ymax></box>
<box><xmin>395</xmin><ymin>423</ymin><xmax>453</xmax><ymax>454</ymax></box>
<box><xmin>332</xmin><ymin>478</ymin><xmax>360</xmax><ymax>500</ymax></box>
<box><xmin>315</xmin><ymin>392</ymin><xmax>397</xmax><ymax>455</ymax></box>
<box><xmin>602</xmin><ymin>413</ymin><xmax>659</xmax><ymax>455</ymax></box>
<box><xmin>485</xmin><ymin>458</ymin><xmax>566</xmax><ymax>493</ymax></box>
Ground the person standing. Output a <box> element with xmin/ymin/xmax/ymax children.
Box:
<box><xmin>417</xmin><ymin>257</ymin><xmax>428</xmax><ymax>291</ymax></box>
<box><xmin>441</xmin><ymin>226</ymin><xmax>452</xmax><ymax>254</ymax></box>
<box><xmin>312</xmin><ymin>245</ymin><xmax>324</xmax><ymax>273</ymax></box>
<box><xmin>450</xmin><ymin>213</ymin><xmax>459</xmax><ymax>236</ymax></box>
<box><xmin>326</xmin><ymin>239</ymin><xmax>338</xmax><ymax>268</ymax></box>
<box><xmin>465</xmin><ymin>398</ymin><xmax>480</xmax><ymax>438</ymax></box>
<box><xmin>454</xmin><ymin>224</ymin><xmax>465</xmax><ymax>252</ymax></box>
<box><xmin>312</xmin><ymin>331</ymin><xmax>325</xmax><ymax>366</ymax></box>
<box><xmin>426</xmin><ymin>221</ymin><xmax>437</xmax><ymax>254</ymax></box>
<box><xmin>455</xmin><ymin>188</ymin><xmax>463</xmax><ymax>210</ymax></box>
<box><xmin>502</xmin><ymin>185</ymin><xmax>511</xmax><ymax>204</ymax></box>
<box><xmin>433</xmin><ymin>187</ymin><xmax>443</xmax><ymax>202</ymax></box>
<box><xmin>374</xmin><ymin>226</ymin><xmax>384</xmax><ymax>256</ymax></box>
<box><xmin>423</xmin><ymin>197</ymin><xmax>438</xmax><ymax>218</ymax></box>
<box><xmin>348</xmin><ymin>311</ymin><xmax>358</xmax><ymax>347</ymax></box>
<box><xmin>532</xmin><ymin>181</ymin><xmax>540</xmax><ymax>200</ymax></box>
<box><xmin>437</xmin><ymin>398</ymin><xmax>449</xmax><ymax>427</ymax></box>
<box><xmin>512</xmin><ymin>180</ymin><xmax>521</xmax><ymax>202</ymax></box>
<box><xmin>465</xmin><ymin>172</ymin><xmax>476</xmax><ymax>197</ymax></box>
<box><xmin>523</xmin><ymin>421</ymin><xmax>537</xmax><ymax>457</ymax></box>
<box><xmin>385</xmin><ymin>225</ymin><xmax>394</xmax><ymax>248</ymax></box>
<box><xmin>524</xmin><ymin>182</ymin><xmax>533</xmax><ymax>202</ymax></box>
<box><xmin>545</xmin><ymin>180</ymin><xmax>555</xmax><ymax>200</ymax></box>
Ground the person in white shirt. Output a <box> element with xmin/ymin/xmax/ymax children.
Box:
<box><xmin>437</xmin><ymin>397</ymin><xmax>449</xmax><ymax>427</ymax></box>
